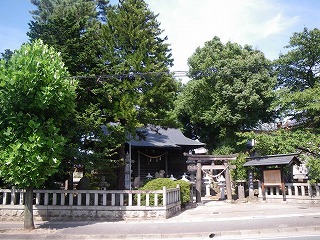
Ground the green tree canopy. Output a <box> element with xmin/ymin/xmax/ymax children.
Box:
<box><xmin>28</xmin><ymin>0</ymin><xmax>108</xmax><ymax>110</ymax></box>
<box><xmin>274</xmin><ymin>27</ymin><xmax>320</xmax><ymax>126</ymax></box>
<box><xmin>28</xmin><ymin>0</ymin><xmax>178</xmax><ymax>129</ymax></box>
<box><xmin>101</xmin><ymin>0</ymin><xmax>178</xmax><ymax>128</ymax></box>
<box><xmin>0</xmin><ymin>40</ymin><xmax>77</xmax><ymax>228</ymax></box>
<box><xmin>27</xmin><ymin>0</ymin><xmax>179</xmax><ymax>187</ymax></box>
<box><xmin>237</xmin><ymin>129</ymin><xmax>320</xmax><ymax>183</ymax></box>
<box><xmin>253</xmin><ymin>27</ymin><xmax>320</xmax><ymax>184</ymax></box>
<box><xmin>28</xmin><ymin>0</ymin><xmax>114</xmax><ymax>178</ymax></box>
<box><xmin>175</xmin><ymin>37</ymin><xmax>276</xmax><ymax>152</ymax></box>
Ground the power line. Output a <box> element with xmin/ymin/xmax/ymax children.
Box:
<box><xmin>68</xmin><ymin>64</ymin><xmax>270</xmax><ymax>81</ymax></box>
<box><xmin>70</xmin><ymin>70</ymin><xmax>190</xmax><ymax>80</ymax></box>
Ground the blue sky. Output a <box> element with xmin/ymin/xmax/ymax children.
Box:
<box><xmin>0</xmin><ymin>0</ymin><xmax>36</xmax><ymax>54</ymax></box>
<box><xmin>1</xmin><ymin>0</ymin><xmax>320</xmax><ymax>81</ymax></box>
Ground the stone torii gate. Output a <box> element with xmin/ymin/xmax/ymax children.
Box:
<box><xmin>184</xmin><ymin>154</ymin><xmax>237</xmax><ymax>202</ymax></box>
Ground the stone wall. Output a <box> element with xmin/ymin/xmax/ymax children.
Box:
<box><xmin>0</xmin><ymin>203</ymin><xmax>181</xmax><ymax>221</ymax></box>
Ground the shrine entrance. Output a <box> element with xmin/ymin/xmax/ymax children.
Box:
<box><xmin>184</xmin><ymin>154</ymin><xmax>237</xmax><ymax>202</ymax></box>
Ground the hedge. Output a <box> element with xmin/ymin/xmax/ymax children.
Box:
<box><xmin>139</xmin><ymin>178</ymin><xmax>190</xmax><ymax>207</ymax></box>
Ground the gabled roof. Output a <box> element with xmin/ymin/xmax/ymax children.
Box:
<box><xmin>130</xmin><ymin>127</ymin><xmax>205</xmax><ymax>149</ymax></box>
<box><xmin>101</xmin><ymin>125</ymin><xmax>205</xmax><ymax>149</ymax></box>
<box><xmin>243</xmin><ymin>153</ymin><xmax>301</xmax><ymax>167</ymax></box>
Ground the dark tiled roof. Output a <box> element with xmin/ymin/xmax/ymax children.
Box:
<box><xmin>244</xmin><ymin>153</ymin><xmax>301</xmax><ymax>167</ymax></box>
<box><xmin>101</xmin><ymin>125</ymin><xmax>205</xmax><ymax>149</ymax></box>
<box><xmin>130</xmin><ymin>127</ymin><xmax>205</xmax><ymax>149</ymax></box>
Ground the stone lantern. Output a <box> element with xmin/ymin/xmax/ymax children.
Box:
<box><xmin>217</xmin><ymin>175</ymin><xmax>226</xmax><ymax>200</ymax></box>
<box><xmin>181</xmin><ymin>173</ymin><xmax>190</xmax><ymax>182</ymax></box>
<box><xmin>186</xmin><ymin>159</ymin><xmax>197</xmax><ymax>183</ymax></box>
<box><xmin>146</xmin><ymin>173</ymin><xmax>153</xmax><ymax>180</ymax></box>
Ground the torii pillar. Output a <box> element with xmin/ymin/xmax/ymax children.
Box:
<box><xmin>185</xmin><ymin>153</ymin><xmax>236</xmax><ymax>203</ymax></box>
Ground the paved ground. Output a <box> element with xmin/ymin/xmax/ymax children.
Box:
<box><xmin>1</xmin><ymin>198</ymin><xmax>320</xmax><ymax>239</ymax></box>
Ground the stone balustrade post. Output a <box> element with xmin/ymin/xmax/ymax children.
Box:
<box><xmin>258</xmin><ymin>180</ymin><xmax>263</xmax><ymax>197</ymax></box>
<box><xmin>163</xmin><ymin>186</ymin><xmax>167</xmax><ymax>206</ymax></box>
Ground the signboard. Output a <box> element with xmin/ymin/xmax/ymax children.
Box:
<box><xmin>263</xmin><ymin>169</ymin><xmax>282</xmax><ymax>186</ymax></box>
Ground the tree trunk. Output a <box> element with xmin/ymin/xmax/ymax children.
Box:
<box><xmin>24</xmin><ymin>188</ymin><xmax>35</xmax><ymax>229</ymax></box>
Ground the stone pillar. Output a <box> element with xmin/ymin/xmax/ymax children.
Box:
<box><xmin>248</xmin><ymin>170</ymin><xmax>254</xmax><ymax>198</ymax></box>
<box><xmin>224</xmin><ymin>161</ymin><xmax>232</xmax><ymax>201</ymax></box>
<box><xmin>163</xmin><ymin>186</ymin><xmax>167</xmax><ymax>206</ymax></box>
<box><xmin>196</xmin><ymin>162</ymin><xmax>202</xmax><ymax>203</ymax></box>
<box><xmin>237</xmin><ymin>181</ymin><xmax>245</xmax><ymax>200</ymax></box>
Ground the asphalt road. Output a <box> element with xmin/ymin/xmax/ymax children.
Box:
<box><xmin>1</xmin><ymin>201</ymin><xmax>320</xmax><ymax>239</ymax></box>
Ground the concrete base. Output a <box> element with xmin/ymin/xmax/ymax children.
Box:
<box><xmin>0</xmin><ymin>203</ymin><xmax>181</xmax><ymax>221</ymax></box>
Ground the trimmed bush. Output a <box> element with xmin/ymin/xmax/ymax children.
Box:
<box><xmin>139</xmin><ymin>178</ymin><xmax>190</xmax><ymax>207</ymax></box>
<box><xmin>175</xmin><ymin>180</ymin><xmax>191</xmax><ymax>206</ymax></box>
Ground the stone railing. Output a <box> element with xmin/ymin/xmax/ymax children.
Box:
<box><xmin>0</xmin><ymin>186</ymin><xmax>181</xmax><ymax>221</ymax></box>
<box><xmin>257</xmin><ymin>181</ymin><xmax>320</xmax><ymax>202</ymax></box>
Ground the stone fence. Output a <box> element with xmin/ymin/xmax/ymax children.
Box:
<box><xmin>0</xmin><ymin>186</ymin><xmax>181</xmax><ymax>221</ymax></box>
<box><xmin>257</xmin><ymin>181</ymin><xmax>320</xmax><ymax>203</ymax></box>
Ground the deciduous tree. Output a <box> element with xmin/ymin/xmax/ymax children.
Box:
<box><xmin>237</xmin><ymin>129</ymin><xmax>320</xmax><ymax>183</ymax></box>
<box><xmin>0</xmin><ymin>40</ymin><xmax>77</xmax><ymax>229</ymax></box>
<box><xmin>175</xmin><ymin>37</ymin><xmax>276</xmax><ymax>152</ymax></box>
<box><xmin>274</xmin><ymin>27</ymin><xmax>320</xmax><ymax>127</ymax></box>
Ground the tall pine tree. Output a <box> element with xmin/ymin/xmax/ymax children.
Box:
<box><xmin>99</xmin><ymin>0</ymin><xmax>179</xmax><ymax>188</ymax></box>
<box><xmin>27</xmin><ymin>0</ymin><xmax>179</xmax><ymax>188</ymax></box>
<box><xmin>101</xmin><ymin>0</ymin><xmax>178</xmax><ymax>129</ymax></box>
<box><xmin>28</xmin><ymin>0</ymin><xmax>120</xmax><ymax>187</ymax></box>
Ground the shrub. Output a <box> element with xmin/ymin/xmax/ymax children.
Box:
<box><xmin>175</xmin><ymin>180</ymin><xmax>191</xmax><ymax>206</ymax></box>
<box><xmin>139</xmin><ymin>178</ymin><xmax>190</xmax><ymax>207</ymax></box>
<box><xmin>230</xmin><ymin>152</ymin><xmax>248</xmax><ymax>181</ymax></box>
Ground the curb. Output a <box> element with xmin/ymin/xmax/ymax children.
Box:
<box><xmin>1</xmin><ymin>226</ymin><xmax>320</xmax><ymax>239</ymax></box>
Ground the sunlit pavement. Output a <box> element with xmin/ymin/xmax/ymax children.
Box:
<box><xmin>1</xmin><ymin>199</ymin><xmax>320</xmax><ymax>239</ymax></box>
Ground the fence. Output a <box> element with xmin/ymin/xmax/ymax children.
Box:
<box><xmin>0</xmin><ymin>186</ymin><xmax>181</xmax><ymax>221</ymax></box>
<box><xmin>257</xmin><ymin>181</ymin><xmax>320</xmax><ymax>202</ymax></box>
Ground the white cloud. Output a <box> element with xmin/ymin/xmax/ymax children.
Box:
<box><xmin>146</xmin><ymin>0</ymin><xmax>301</xmax><ymax>79</ymax></box>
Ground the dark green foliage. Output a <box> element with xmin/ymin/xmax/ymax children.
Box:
<box><xmin>28</xmin><ymin>0</ymin><xmax>179</xmax><ymax>185</ymax></box>
<box><xmin>27</xmin><ymin>0</ymin><xmax>116</xmax><ymax>185</ymax></box>
<box><xmin>28</xmin><ymin>0</ymin><xmax>105</xmax><ymax>74</ymax></box>
<box><xmin>237</xmin><ymin>129</ymin><xmax>320</xmax><ymax>183</ymax></box>
<box><xmin>139</xmin><ymin>178</ymin><xmax>190</xmax><ymax>206</ymax></box>
<box><xmin>102</xmin><ymin>0</ymin><xmax>179</xmax><ymax>128</ymax></box>
<box><xmin>0</xmin><ymin>49</ymin><xmax>13</xmax><ymax>63</ymax></box>
<box><xmin>276</xmin><ymin>27</ymin><xmax>320</xmax><ymax>91</ymax></box>
<box><xmin>230</xmin><ymin>153</ymin><xmax>248</xmax><ymax>181</ymax></box>
<box><xmin>175</xmin><ymin>37</ymin><xmax>276</xmax><ymax>152</ymax></box>
<box><xmin>235</xmin><ymin>28</ymin><xmax>320</xmax><ymax>184</ymax></box>
<box><xmin>28</xmin><ymin>0</ymin><xmax>107</xmax><ymax>109</ymax></box>
<box><xmin>274</xmin><ymin>27</ymin><xmax>320</xmax><ymax>127</ymax></box>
